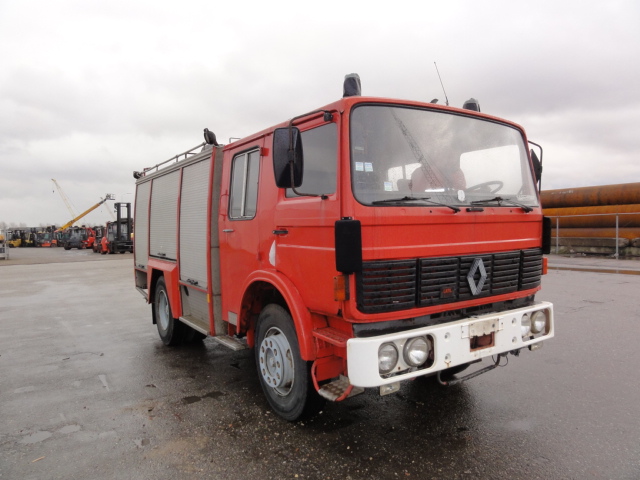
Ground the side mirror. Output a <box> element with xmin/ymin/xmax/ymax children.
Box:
<box><xmin>273</xmin><ymin>127</ymin><xmax>303</xmax><ymax>188</ymax></box>
<box><xmin>530</xmin><ymin>149</ymin><xmax>542</xmax><ymax>184</ymax></box>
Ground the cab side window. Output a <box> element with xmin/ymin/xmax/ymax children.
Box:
<box><xmin>286</xmin><ymin>123</ymin><xmax>337</xmax><ymax>197</ymax></box>
<box><xmin>229</xmin><ymin>149</ymin><xmax>260</xmax><ymax>219</ymax></box>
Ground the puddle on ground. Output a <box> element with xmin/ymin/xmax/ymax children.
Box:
<box><xmin>182</xmin><ymin>391</ymin><xmax>225</xmax><ymax>404</ymax></box>
<box><xmin>58</xmin><ymin>425</ymin><xmax>81</xmax><ymax>434</ymax></box>
<box><xmin>19</xmin><ymin>431</ymin><xmax>52</xmax><ymax>444</ymax></box>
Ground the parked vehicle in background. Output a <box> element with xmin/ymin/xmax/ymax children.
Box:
<box><xmin>6</xmin><ymin>228</ymin><xmax>37</xmax><ymax>247</ymax></box>
<box><xmin>0</xmin><ymin>230</ymin><xmax>8</xmax><ymax>260</ymax></box>
<box><xmin>6</xmin><ymin>229</ymin><xmax>25</xmax><ymax>248</ymax></box>
<box><xmin>63</xmin><ymin>226</ymin><xmax>95</xmax><ymax>250</ymax></box>
<box><xmin>92</xmin><ymin>225</ymin><xmax>105</xmax><ymax>253</ymax></box>
<box><xmin>52</xmin><ymin>229</ymin><xmax>69</xmax><ymax>247</ymax></box>
<box><xmin>34</xmin><ymin>226</ymin><xmax>57</xmax><ymax>247</ymax></box>
<box><xmin>104</xmin><ymin>203</ymin><xmax>133</xmax><ymax>254</ymax></box>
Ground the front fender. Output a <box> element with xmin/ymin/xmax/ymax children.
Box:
<box><xmin>240</xmin><ymin>268</ymin><xmax>316</xmax><ymax>361</ymax></box>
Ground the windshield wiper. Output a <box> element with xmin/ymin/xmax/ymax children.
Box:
<box><xmin>372</xmin><ymin>196</ymin><xmax>460</xmax><ymax>212</ymax></box>
<box><xmin>470</xmin><ymin>196</ymin><xmax>533</xmax><ymax>213</ymax></box>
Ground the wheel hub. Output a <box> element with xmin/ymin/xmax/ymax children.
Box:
<box><xmin>158</xmin><ymin>291</ymin><xmax>169</xmax><ymax>330</ymax></box>
<box><xmin>259</xmin><ymin>328</ymin><xmax>294</xmax><ymax>395</ymax></box>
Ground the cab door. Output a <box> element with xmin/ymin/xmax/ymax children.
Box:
<box><xmin>218</xmin><ymin>141</ymin><xmax>264</xmax><ymax>329</ymax></box>
<box><xmin>270</xmin><ymin>118</ymin><xmax>341</xmax><ymax>315</ymax></box>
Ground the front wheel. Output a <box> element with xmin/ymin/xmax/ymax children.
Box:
<box><xmin>154</xmin><ymin>277</ymin><xmax>184</xmax><ymax>346</ymax></box>
<box><xmin>255</xmin><ymin>304</ymin><xmax>324</xmax><ymax>421</ymax></box>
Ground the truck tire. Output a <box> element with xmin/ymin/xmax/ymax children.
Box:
<box><xmin>154</xmin><ymin>277</ymin><xmax>184</xmax><ymax>346</ymax></box>
<box><xmin>255</xmin><ymin>304</ymin><xmax>324</xmax><ymax>421</ymax></box>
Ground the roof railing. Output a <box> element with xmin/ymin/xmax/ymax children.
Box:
<box><xmin>136</xmin><ymin>142</ymin><xmax>207</xmax><ymax>177</ymax></box>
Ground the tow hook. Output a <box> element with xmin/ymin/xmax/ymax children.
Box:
<box><xmin>437</xmin><ymin>354</ymin><xmax>506</xmax><ymax>387</ymax></box>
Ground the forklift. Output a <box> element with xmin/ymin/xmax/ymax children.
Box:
<box><xmin>102</xmin><ymin>203</ymin><xmax>133</xmax><ymax>254</ymax></box>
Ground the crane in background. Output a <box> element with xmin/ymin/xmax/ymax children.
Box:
<box><xmin>57</xmin><ymin>194</ymin><xmax>115</xmax><ymax>231</ymax></box>
<box><xmin>51</xmin><ymin>179</ymin><xmax>77</xmax><ymax>222</ymax></box>
<box><xmin>52</xmin><ymin>179</ymin><xmax>116</xmax><ymax>224</ymax></box>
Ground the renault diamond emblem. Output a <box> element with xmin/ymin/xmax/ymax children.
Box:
<box><xmin>467</xmin><ymin>258</ymin><xmax>487</xmax><ymax>295</ymax></box>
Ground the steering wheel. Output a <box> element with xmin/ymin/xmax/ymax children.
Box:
<box><xmin>466</xmin><ymin>180</ymin><xmax>504</xmax><ymax>194</ymax></box>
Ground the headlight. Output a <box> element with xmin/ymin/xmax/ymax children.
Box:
<box><xmin>531</xmin><ymin>310</ymin><xmax>547</xmax><ymax>334</ymax></box>
<box><xmin>403</xmin><ymin>336</ymin><xmax>430</xmax><ymax>367</ymax></box>
<box><xmin>521</xmin><ymin>314</ymin><xmax>531</xmax><ymax>338</ymax></box>
<box><xmin>378</xmin><ymin>343</ymin><xmax>398</xmax><ymax>374</ymax></box>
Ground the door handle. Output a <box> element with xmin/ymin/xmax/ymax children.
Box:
<box><xmin>272</xmin><ymin>229</ymin><xmax>288</xmax><ymax>235</ymax></box>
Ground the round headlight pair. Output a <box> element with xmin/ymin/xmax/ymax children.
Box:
<box><xmin>378</xmin><ymin>337</ymin><xmax>430</xmax><ymax>374</ymax></box>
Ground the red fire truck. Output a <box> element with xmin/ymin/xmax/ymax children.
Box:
<box><xmin>134</xmin><ymin>74</ymin><xmax>554</xmax><ymax>421</ymax></box>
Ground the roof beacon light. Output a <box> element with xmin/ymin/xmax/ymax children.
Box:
<box><xmin>343</xmin><ymin>73</ymin><xmax>361</xmax><ymax>97</ymax></box>
<box><xmin>463</xmin><ymin>98</ymin><xmax>481</xmax><ymax>112</ymax></box>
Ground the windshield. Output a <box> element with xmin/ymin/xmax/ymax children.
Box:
<box><xmin>350</xmin><ymin>105</ymin><xmax>538</xmax><ymax>207</ymax></box>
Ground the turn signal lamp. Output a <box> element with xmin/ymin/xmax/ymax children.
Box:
<box><xmin>333</xmin><ymin>275</ymin><xmax>349</xmax><ymax>301</ymax></box>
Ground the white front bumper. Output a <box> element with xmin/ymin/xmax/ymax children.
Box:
<box><xmin>346</xmin><ymin>301</ymin><xmax>554</xmax><ymax>388</ymax></box>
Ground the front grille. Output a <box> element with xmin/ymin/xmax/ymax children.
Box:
<box><xmin>357</xmin><ymin>260</ymin><xmax>417</xmax><ymax>312</ymax></box>
<box><xmin>357</xmin><ymin>248</ymin><xmax>543</xmax><ymax>314</ymax></box>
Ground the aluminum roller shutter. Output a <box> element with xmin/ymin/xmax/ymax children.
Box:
<box><xmin>179</xmin><ymin>159</ymin><xmax>210</xmax><ymax>288</ymax></box>
<box><xmin>150</xmin><ymin>170</ymin><xmax>179</xmax><ymax>260</ymax></box>
<box><xmin>134</xmin><ymin>180</ymin><xmax>151</xmax><ymax>269</ymax></box>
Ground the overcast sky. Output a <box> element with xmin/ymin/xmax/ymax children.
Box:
<box><xmin>1</xmin><ymin>0</ymin><xmax>639</xmax><ymax>226</ymax></box>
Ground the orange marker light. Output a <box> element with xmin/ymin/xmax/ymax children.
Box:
<box><xmin>333</xmin><ymin>275</ymin><xmax>349</xmax><ymax>301</ymax></box>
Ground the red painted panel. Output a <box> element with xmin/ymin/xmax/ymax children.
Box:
<box><xmin>147</xmin><ymin>258</ymin><xmax>181</xmax><ymax>318</ymax></box>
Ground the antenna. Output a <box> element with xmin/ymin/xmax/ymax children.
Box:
<box><xmin>434</xmin><ymin>62</ymin><xmax>449</xmax><ymax>106</ymax></box>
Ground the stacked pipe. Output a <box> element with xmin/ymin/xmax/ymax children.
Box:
<box><xmin>541</xmin><ymin>183</ymin><xmax>640</xmax><ymax>252</ymax></box>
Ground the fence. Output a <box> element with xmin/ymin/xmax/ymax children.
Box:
<box><xmin>547</xmin><ymin>212</ymin><xmax>639</xmax><ymax>259</ymax></box>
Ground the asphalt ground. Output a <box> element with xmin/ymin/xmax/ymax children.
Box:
<box><xmin>1</xmin><ymin>248</ymin><xmax>639</xmax><ymax>479</ymax></box>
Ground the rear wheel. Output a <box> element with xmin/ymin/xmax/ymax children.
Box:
<box><xmin>154</xmin><ymin>277</ymin><xmax>184</xmax><ymax>346</ymax></box>
<box><xmin>255</xmin><ymin>304</ymin><xmax>324</xmax><ymax>421</ymax></box>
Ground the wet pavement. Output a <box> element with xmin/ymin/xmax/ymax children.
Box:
<box><xmin>1</xmin><ymin>249</ymin><xmax>639</xmax><ymax>479</ymax></box>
